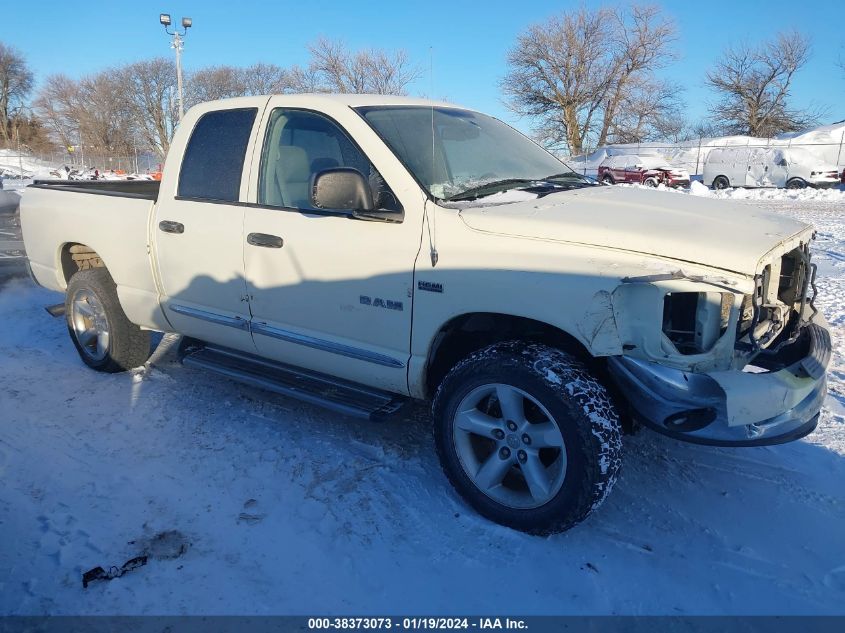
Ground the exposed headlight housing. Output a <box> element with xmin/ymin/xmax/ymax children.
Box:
<box><xmin>662</xmin><ymin>292</ymin><xmax>733</xmax><ymax>354</ymax></box>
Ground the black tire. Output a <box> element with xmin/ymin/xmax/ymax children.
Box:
<box><xmin>712</xmin><ymin>175</ymin><xmax>730</xmax><ymax>190</ymax></box>
<box><xmin>786</xmin><ymin>178</ymin><xmax>807</xmax><ymax>189</ymax></box>
<box><xmin>643</xmin><ymin>177</ymin><xmax>659</xmax><ymax>188</ymax></box>
<box><xmin>432</xmin><ymin>341</ymin><xmax>623</xmax><ymax>534</ymax></box>
<box><xmin>65</xmin><ymin>268</ymin><xmax>151</xmax><ymax>372</ymax></box>
<box><xmin>601</xmin><ymin>174</ymin><xmax>615</xmax><ymax>185</ymax></box>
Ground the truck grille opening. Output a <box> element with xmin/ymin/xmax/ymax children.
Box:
<box><xmin>662</xmin><ymin>292</ymin><xmax>732</xmax><ymax>355</ymax></box>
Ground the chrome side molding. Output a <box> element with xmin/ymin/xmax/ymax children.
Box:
<box><xmin>169</xmin><ymin>304</ymin><xmax>250</xmax><ymax>331</ymax></box>
<box><xmin>252</xmin><ymin>321</ymin><xmax>406</xmax><ymax>369</ymax></box>
<box><xmin>168</xmin><ymin>303</ymin><xmax>405</xmax><ymax>369</ymax></box>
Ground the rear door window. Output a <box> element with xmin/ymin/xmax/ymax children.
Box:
<box><xmin>178</xmin><ymin>108</ymin><xmax>257</xmax><ymax>201</ymax></box>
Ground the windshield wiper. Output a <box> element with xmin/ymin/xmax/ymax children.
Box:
<box><xmin>543</xmin><ymin>172</ymin><xmax>592</xmax><ymax>183</ymax></box>
<box><xmin>446</xmin><ymin>178</ymin><xmax>540</xmax><ymax>201</ymax></box>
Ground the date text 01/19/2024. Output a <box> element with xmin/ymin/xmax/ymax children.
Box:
<box><xmin>307</xmin><ymin>617</ymin><xmax>528</xmax><ymax>630</ymax></box>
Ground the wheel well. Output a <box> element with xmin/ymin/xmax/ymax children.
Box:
<box><xmin>424</xmin><ymin>313</ymin><xmax>591</xmax><ymax>398</ymax></box>
<box><xmin>60</xmin><ymin>243</ymin><xmax>105</xmax><ymax>283</ymax></box>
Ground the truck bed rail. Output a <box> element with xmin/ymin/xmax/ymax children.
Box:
<box><xmin>30</xmin><ymin>179</ymin><xmax>160</xmax><ymax>201</ymax></box>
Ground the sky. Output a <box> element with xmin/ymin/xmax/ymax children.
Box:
<box><xmin>3</xmin><ymin>0</ymin><xmax>843</xmax><ymax>135</ymax></box>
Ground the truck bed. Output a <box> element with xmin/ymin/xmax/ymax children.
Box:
<box><xmin>31</xmin><ymin>179</ymin><xmax>160</xmax><ymax>201</ymax></box>
<box><xmin>22</xmin><ymin>178</ymin><xmax>165</xmax><ymax>331</ymax></box>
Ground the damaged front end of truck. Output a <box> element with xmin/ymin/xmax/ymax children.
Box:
<box><xmin>606</xmin><ymin>236</ymin><xmax>831</xmax><ymax>446</ymax></box>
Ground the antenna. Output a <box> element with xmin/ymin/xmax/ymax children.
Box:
<box><xmin>429</xmin><ymin>46</ymin><xmax>439</xmax><ymax>267</ymax></box>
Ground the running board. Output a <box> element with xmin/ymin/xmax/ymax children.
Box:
<box><xmin>181</xmin><ymin>345</ymin><xmax>407</xmax><ymax>421</ymax></box>
<box><xmin>45</xmin><ymin>303</ymin><xmax>66</xmax><ymax>317</ymax></box>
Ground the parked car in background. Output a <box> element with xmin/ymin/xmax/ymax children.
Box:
<box><xmin>704</xmin><ymin>147</ymin><xmax>840</xmax><ymax>190</ymax></box>
<box><xmin>597</xmin><ymin>154</ymin><xmax>690</xmax><ymax>188</ymax></box>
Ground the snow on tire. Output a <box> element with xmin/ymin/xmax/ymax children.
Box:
<box><xmin>432</xmin><ymin>341</ymin><xmax>623</xmax><ymax>534</ymax></box>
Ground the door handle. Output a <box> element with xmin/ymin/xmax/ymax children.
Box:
<box><xmin>159</xmin><ymin>220</ymin><xmax>184</xmax><ymax>234</ymax></box>
<box><xmin>247</xmin><ymin>232</ymin><xmax>284</xmax><ymax>248</ymax></box>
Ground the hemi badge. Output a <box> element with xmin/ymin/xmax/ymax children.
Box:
<box><xmin>418</xmin><ymin>280</ymin><xmax>443</xmax><ymax>293</ymax></box>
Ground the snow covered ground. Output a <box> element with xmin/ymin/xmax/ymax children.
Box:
<box><xmin>1</xmin><ymin>191</ymin><xmax>844</xmax><ymax>615</ymax></box>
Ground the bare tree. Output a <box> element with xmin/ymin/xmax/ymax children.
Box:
<box><xmin>187</xmin><ymin>63</ymin><xmax>312</xmax><ymax>102</ymax></box>
<box><xmin>34</xmin><ymin>42</ymin><xmax>423</xmax><ymax>161</ymax></box>
<box><xmin>185</xmin><ymin>65</ymin><xmax>246</xmax><ymax>107</ymax></box>
<box><xmin>610</xmin><ymin>77</ymin><xmax>685</xmax><ymax>143</ymax></box>
<box><xmin>597</xmin><ymin>5</ymin><xmax>677</xmax><ymax>146</ymax></box>
<box><xmin>76</xmin><ymin>70</ymin><xmax>135</xmax><ymax>163</ymax></box>
<box><xmin>308</xmin><ymin>37</ymin><xmax>421</xmax><ymax>95</ymax></box>
<box><xmin>240</xmin><ymin>63</ymin><xmax>291</xmax><ymax>95</ymax></box>
<box><xmin>283</xmin><ymin>64</ymin><xmax>324</xmax><ymax>93</ymax></box>
<box><xmin>34</xmin><ymin>74</ymin><xmax>82</xmax><ymax>153</ymax></box>
<box><xmin>35</xmin><ymin>70</ymin><xmax>135</xmax><ymax>166</ymax></box>
<box><xmin>0</xmin><ymin>42</ymin><xmax>34</xmax><ymax>145</ymax></box>
<box><xmin>118</xmin><ymin>58</ymin><xmax>179</xmax><ymax>158</ymax></box>
<box><xmin>502</xmin><ymin>4</ymin><xmax>678</xmax><ymax>153</ymax></box>
<box><xmin>705</xmin><ymin>31</ymin><xmax>818</xmax><ymax>137</ymax></box>
<box><xmin>10</xmin><ymin>113</ymin><xmax>56</xmax><ymax>154</ymax></box>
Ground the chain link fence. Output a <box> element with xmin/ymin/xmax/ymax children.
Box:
<box><xmin>0</xmin><ymin>149</ymin><xmax>163</xmax><ymax>180</ymax></box>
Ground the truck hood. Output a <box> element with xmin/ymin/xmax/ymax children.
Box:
<box><xmin>457</xmin><ymin>186</ymin><xmax>811</xmax><ymax>276</ymax></box>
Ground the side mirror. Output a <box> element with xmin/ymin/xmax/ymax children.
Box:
<box><xmin>311</xmin><ymin>168</ymin><xmax>374</xmax><ymax>213</ymax></box>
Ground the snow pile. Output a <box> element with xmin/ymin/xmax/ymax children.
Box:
<box><xmin>685</xmin><ymin>180</ymin><xmax>845</xmax><ymax>202</ymax></box>
<box><xmin>0</xmin><ymin>149</ymin><xmax>61</xmax><ymax>180</ymax></box>
<box><xmin>618</xmin><ymin>180</ymin><xmax>845</xmax><ymax>203</ymax></box>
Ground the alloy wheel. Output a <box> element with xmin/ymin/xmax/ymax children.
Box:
<box><xmin>452</xmin><ymin>383</ymin><xmax>567</xmax><ymax>509</ymax></box>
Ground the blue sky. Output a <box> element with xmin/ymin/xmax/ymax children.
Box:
<box><xmin>4</xmin><ymin>0</ymin><xmax>843</xmax><ymax>134</ymax></box>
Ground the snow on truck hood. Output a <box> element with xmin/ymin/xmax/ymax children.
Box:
<box><xmin>457</xmin><ymin>186</ymin><xmax>812</xmax><ymax>276</ymax></box>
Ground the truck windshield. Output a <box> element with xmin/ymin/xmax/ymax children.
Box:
<box><xmin>357</xmin><ymin>106</ymin><xmax>589</xmax><ymax>201</ymax></box>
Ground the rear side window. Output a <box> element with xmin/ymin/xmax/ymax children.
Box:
<box><xmin>178</xmin><ymin>108</ymin><xmax>257</xmax><ymax>201</ymax></box>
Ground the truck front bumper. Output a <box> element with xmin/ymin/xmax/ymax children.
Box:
<box><xmin>607</xmin><ymin>321</ymin><xmax>832</xmax><ymax>446</ymax></box>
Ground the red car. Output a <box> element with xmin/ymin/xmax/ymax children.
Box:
<box><xmin>598</xmin><ymin>154</ymin><xmax>690</xmax><ymax>188</ymax></box>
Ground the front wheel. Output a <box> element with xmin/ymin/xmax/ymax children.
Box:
<box><xmin>712</xmin><ymin>175</ymin><xmax>730</xmax><ymax>190</ymax></box>
<box><xmin>786</xmin><ymin>178</ymin><xmax>807</xmax><ymax>189</ymax></box>
<box><xmin>65</xmin><ymin>268</ymin><xmax>151</xmax><ymax>372</ymax></box>
<box><xmin>432</xmin><ymin>341</ymin><xmax>623</xmax><ymax>534</ymax></box>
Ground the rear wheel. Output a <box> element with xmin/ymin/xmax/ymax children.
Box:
<box><xmin>786</xmin><ymin>178</ymin><xmax>807</xmax><ymax>189</ymax></box>
<box><xmin>601</xmin><ymin>174</ymin><xmax>615</xmax><ymax>185</ymax></box>
<box><xmin>432</xmin><ymin>341</ymin><xmax>623</xmax><ymax>534</ymax></box>
<box><xmin>65</xmin><ymin>268</ymin><xmax>151</xmax><ymax>372</ymax></box>
<box><xmin>712</xmin><ymin>175</ymin><xmax>730</xmax><ymax>190</ymax></box>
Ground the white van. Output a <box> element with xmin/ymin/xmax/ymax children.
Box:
<box><xmin>703</xmin><ymin>147</ymin><xmax>841</xmax><ymax>190</ymax></box>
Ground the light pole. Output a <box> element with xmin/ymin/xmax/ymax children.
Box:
<box><xmin>159</xmin><ymin>13</ymin><xmax>192</xmax><ymax>121</ymax></box>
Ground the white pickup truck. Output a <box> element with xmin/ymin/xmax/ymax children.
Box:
<box><xmin>21</xmin><ymin>95</ymin><xmax>831</xmax><ymax>534</ymax></box>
